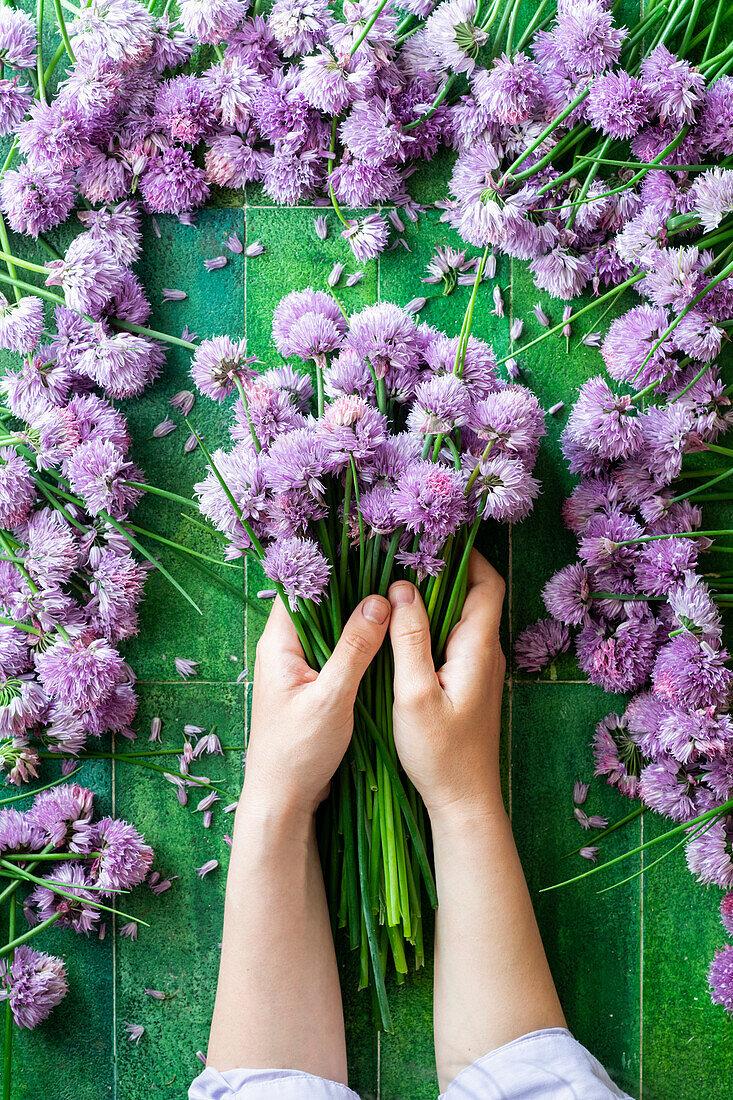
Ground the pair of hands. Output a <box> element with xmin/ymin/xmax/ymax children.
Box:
<box><xmin>245</xmin><ymin>550</ymin><xmax>506</xmax><ymax>825</ymax></box>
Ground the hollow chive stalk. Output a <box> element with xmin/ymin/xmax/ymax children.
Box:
<box><xmin>541</xmin><ymin>795</ymin><xmax>733</xmax><ymax>893</ymax></box>
<box><xmin>2</xmin><ymin>896</ymin><xmax>14</xmax><ymax>1100</ymax></box>
<box><xmin>355</xmin><ymin>773</ymin><xmax>393</xmax><ymax>1031</ymax></box>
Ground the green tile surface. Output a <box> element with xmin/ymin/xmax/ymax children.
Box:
<box><xmin>3</xmin><ymin>188</ymin><xmax>733</xmax><ymax>1100</ymax></box>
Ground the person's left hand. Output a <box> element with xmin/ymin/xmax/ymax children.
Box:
<box><xmin>243</xmin><ymin>595</ymin><xmax>391</xmax><ymax>819</ymax></box>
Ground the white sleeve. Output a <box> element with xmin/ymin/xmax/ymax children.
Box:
<box><xmin>440</xmin><ymin>1029</ymin><xmax>635</xmax><ymax>1100</ymax></box>
<box><xmin>189</xmin><ymin>1067</ymin><xmax>362</xmax><ymax>1100</ymax></box>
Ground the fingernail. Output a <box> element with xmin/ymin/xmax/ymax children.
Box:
<box><xmin>389</xmin><ymin>582</ymin><xmax>415</xmax><ymax>607</ymax></box>
<box><xmin>363</xmin><ymin>596</ymin><xmax>389</xmax><ymax>624</ymax></box>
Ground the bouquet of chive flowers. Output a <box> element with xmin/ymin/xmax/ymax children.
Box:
<box><xmin>190</xmin><ymin>284</ymin><xmax>544</xmax><ymax>1024</ymax></box>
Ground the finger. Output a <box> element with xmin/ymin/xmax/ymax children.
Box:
<box><xmin>255</xmin><ymin>597</ymin><xmax>314</xmax><ymax>681</ymax></box>
<box><xmin>443</xmin><ymin>551</ymin><xmax>505</xmax><ymax>663</ymax></box>
<box><xmin>316</xmin><ymin>595</ymin><xmax>391</xmax><ymax>701</ymax></box>
<box><xmin>388</xmin><ymin>581</ymin><xmax>440</xmax><ymax>706</ymax></box>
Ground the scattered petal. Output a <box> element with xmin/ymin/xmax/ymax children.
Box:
<box><xmin>196</xmin><ymin>859</ymin><xmax>218</xmax><ymax>879</ymax></box>
<box><xmin>244</xmin><ymin>240</ymin><xmax>264</xmax><ymax>257</ymax></box>
<box><xmin>328</xmin><ymin>262</ymin><xmax>344</xmax><ymax>288</ymax></box>
<box><xmin>152</xmin><ymin>417</ymin><xmax>177</xmax><ymax>438</ymax></box>
<box><xmin>225</xmin><ymin>233</ymin><xmax>243</xmax><ymax>254</ymax></box>
<box><xmin>204</xmin><ymin>256</ymin><xmax>227</xmax><ymax>271</ymax></box>
<box><xmin>170</xmin><ymin>390</ymin><xmax>195</xmax><ymax>416</ymax></box>
<box><xmin>162</xmin><ymin>288</ymin><xmax>187</xmax><ymax>301</ymax></box>
<box><xmin>125</xmin><ymin>1023</ymin><xmax>145</xmax><ymax>1044</ymax></box>
<box><xmin>175</xmin><ymin>658</ymin><xmax>199</xmax><ymax>680</ymax></box>
<box><xmin>313</xmin><ymin>215</ymin><xmax>328</xmax><ymax>240</ymax></box>
<box><xmin>149</xmin><ymin>717</ymin><xmax>162</xmax><ymax>744</ymax></box>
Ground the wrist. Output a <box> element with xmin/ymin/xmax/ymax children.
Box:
<box><xmin>427</xmin><ymin>790</ymin><xmax>508</xmax><ymax>837</ymax></box>
<box><xmin>236</xmin><ymin>775</ymin><xmax>318</xmax><ymax>834</ymax></box>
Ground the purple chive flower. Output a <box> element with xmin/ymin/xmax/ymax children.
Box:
<box><xmin>565</xmin><ymin>376</ymin><xmax>642</xmax><ymax>461</ymax></box>
<box><xmin>191</xmin><ymin>336</ymin><xmax>257</xmax><ymax>401</ymax></box>
<box><xmin>0</xmin><ymin>8</ymin><xmax>36</xmax><ymax>68</ymax></box>
<box><xmin>407</xmin><ymin>375</ymin><xmax>470</xmax><ymax>434</ymax></box>
<box><xmin>342</xmin><ymin>214</ymin><xmax>390</xmax><ymax>263</ymax></box>
<box><xmin>393</xmin><ymin>461</ymin><xmax>466</xmax><ymax>539</ymax></box>
<box><xmin>700</xmin><ymin>77</ymin><xmax>733</xmax><ymax>156</ymax></box>
<box><xmin>577</xmin><ymin>612</ymin><xmax>658</xmax><ymax>693</ymax></box>
<box><xmin>0</xmin><ymin>946</ymin><xmax>67</xmax><ymax>1030</ymax></box>
<box><xmin>0</xmin><ymin>78</ymin><xmax>33</xmax><ymax>136</ymax></box>
<box><xmin>272</xmin><ymin>289</ymin><xmax>347</xmax><ymax>359</ymax></box>
<box><xmin>0</xmin><ymin>448</ymin><xmax>36</xmax><ymax>528</ymax></box>
<box><xmin>515</xmin><ymin>618</ymin><xmax>570</xmax><ymax>672</ymax></box>
<box><xmin>65</xmin><ymin>439</ymin><xmax>143</xmax><ymax>517</ymax></box>
<box><xmin>542</xmin><ymin>563</ymin><xmax>592</xmax><ymax>626</ymax></box>
<box><xmin>554</xmin><ymin>0</ymin><xmax>626</xmax><ymax>75</ymax></box>
<box><xmin>30</xmin><ymin>862</ymin><xmax>101</xmax><ymax>934</ymax></box>
<box><xmin>262</xmin><ymin>536</ymin><xmax>330</xmax><ymax>610</ymax></box>
<box><xmin>708</xmin><ymin>944</ymin><xmax>733</xmax><ymax>1013</ymax></box>
<box><xmin>90</xmin><ymin>818</ymin><xmax>153</xmax><ymax>892</ymax></box>
<box><xmin>530</xmin><ymin>246</ymin><xmax>594</xmax><ymax>301</ymax></box>
<box><xmin>139</xmin><ymin>148</ymin><xmax>210</xmax><ymax>215</ymax></box>
<box><xmin>687</xmin><ymin>813</ymin><xmax>733</xmax><ymax>889</ymax></box>
<box><xmin>586</xmin><ymin>71</ymin><xmax>648</xmax><ymax>139</ymax></box>
<box><xmin>424</xmin><ymin>0</ymin><xmax>488</xmax><ymax>75</ymax></box>
<box><xmin>35</xmin><ymin>635</ymin><xmax>124</xmax><ymax>711</ymax></box>
<box><xmin>641</xmin><ymin>45</ymin><xmax>705</xmax><ymax>125</ymax></box>
<box><xmin>268</xmin><ymin>0</ymin><xmax>333</xmax><ymax>56</ymax></box>
<box><xmin>44</xmin><ymin>236</ymin><xmax>123</xmax><ymax>317</ymax></box>
<box><xmin>593</xmin><ymin>713</ymin><xmax>641</xmax><ymax>798</ymax></box>
<box><xmin>178</xmin><ymin>0</ymin><xmax>246</xmax><ymax>42</ymax></box>
<box><xmin>474</xmin><ymin>454</ymin><xmax>540</xmax><ymax>523</ymax></box>
<box><xmin>691</xmin><ymin>168</ymin><xmax>733</xmax><ymax>231</ymax></box>
<box><xmin>471</xmin><ymin>52</ymin><xmax>545</xmax><ymax>124</ymax></box>
<box><xmin>1</xmin><ymin>164</ymin><xmax>75</xmax><ymax>238</ymax></box>
<box><xmin>653</xmin><ymin>635</ymin><xmax>733</xmax><ymax>710</ymax></box>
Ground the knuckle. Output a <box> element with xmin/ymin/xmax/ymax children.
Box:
<box><xmin>397</xmin><ymin>622</ymin><xmax>430</xmax><ymax>649</ymax></box>
<box><xmin>342</xmin><ymin>628</ymin><xmax>373</xmax><ymax>658</ymax></box>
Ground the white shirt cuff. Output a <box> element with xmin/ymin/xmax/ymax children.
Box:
<box><xmin>439</xmin><ymin>1028</ymin><xmax>634</xmax><ymax>1100</ymax></box>
<box><xmin>189</xmin><ymin>1066</ymin><xmax>361</xmax><ymax>1099</ymax></box>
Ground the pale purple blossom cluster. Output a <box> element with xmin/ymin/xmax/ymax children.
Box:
<box><xmin>0</xmin><ymin>210</ymin><xmax>157</xmax><ymax>784</ymax></box>
<box><xmin>0</xmin><ymin>781</ymin><xmax>153</xmax><ymax>1029</ymax></box>
<box><xmin>193</xmin><ymin>288</ymin><xmax>544</xmax><ymax>608</ymax></box>
<box><xmin>0</xmin><ymin>0</ymin><xmax>472</xmax><ymax>263</ymax></box>
<box><xmin>436</xmin><ymin>2</ymin><xmax>733</xmax><ymax>301</ymax></box>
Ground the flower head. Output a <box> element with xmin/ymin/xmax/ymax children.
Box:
<box><xmin>262</xmin><ymin>536</ymin><xmax>331</xmax><ymax>610</ymax></box>
<box><xmin>0</xmin><ymin>946</ymin><xmax>67</xmax><ymax>1030</ymax></box>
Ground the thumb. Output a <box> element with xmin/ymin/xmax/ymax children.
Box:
<box><xmin>317</xmin><ymin>595</ymin><xmax>391</xmax><ymax>702</ymax></box>
<box><xmin>388</xmin><ymin>582</ymin><xmax>439</xmax><ymax>706</ymax></box>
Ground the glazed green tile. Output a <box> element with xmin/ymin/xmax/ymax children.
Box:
<box><xmin>512</xmin><ymin>682</ymin><xmax>641</xmax><ymax>1098</ymax></box>
<box><xmin>121</xmin><ymin>209</ymin><xmax>246</xmax><ymax>683</ymax></box>
<box><xmin>113</xmin><ymin>683</ymin><xmax>246</xmax><ymax>1100</ymax></box>
<box><xmin>379</xmin><ymin>935</ymin><xmax>437</xmax><ymax>1100</ymax></box>
<box><xmin>9</xmin><ymin>760</ymin><xmax>114</xmax><ymax>1100</ymax></box>
<box><xmin>641</xmin><ymin>813</ymin><xmax>733</xmax><ymax>1100</ymax></box>
<box><xmin>244</xmin><ymin>207</ymin><xmax>378</xmax><ymax>361</ymax></box>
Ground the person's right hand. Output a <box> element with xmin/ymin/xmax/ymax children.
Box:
<box><xmin>387</xmin><ymin>550</ymin><xmax>506</xmax><ymax>821</ymax></box>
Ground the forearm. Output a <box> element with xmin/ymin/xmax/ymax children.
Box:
<box><xmin>206</xmin><ymin>791</ymin><xmax>347</xmax><ymax>1083</ymax></box>
<box><xmin>431</xmin><ymin>802</ymin><xmax>566</xmax><ymax>1091</ymax></box>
